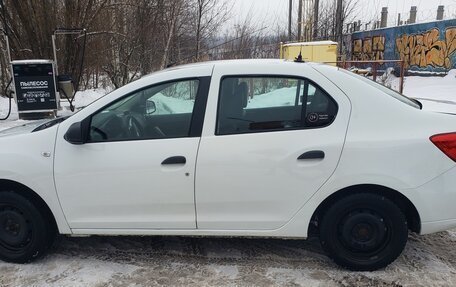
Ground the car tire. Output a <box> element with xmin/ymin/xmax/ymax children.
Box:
<box><xmin>0</xmin><ymin>191</ymin><xmax>54</xmax><ymax>263</ymax></box>
<box><xmin>319</xmin><ymin>193</ymin><xmax>408</xmax><ymax>271</ymax></box>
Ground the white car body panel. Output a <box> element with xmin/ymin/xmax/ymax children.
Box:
<box><xmin>295</xmin><ymin>64</ymin><xmax>456</xmax><ymax>236</ymax></box>
<box><xmin>53</xmin><ymin>64</ymin><xmax>213</xmax><ymax>229</ymax></box>
<box><xmin>54</xmin><ymin>138</ymin><xmax>200</xmax><ymax>229</ymax></box>
<box><xmin>195</xmin><ymin>62</ymin><xmax>351</xmax><ymax>230</ymax></box>
<box><xmin>0</xmin><ymin>59</ymin><xmax>455</xmax><ymax>238</ymax></box>
<box><xmin>0</xmin><ymin>126</ymin><xmax>71</xmax><ymax>234</ymax></box>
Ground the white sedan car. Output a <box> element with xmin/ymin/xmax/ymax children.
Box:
<box><xmin>0</xmin><ymin>60</ymin><xmax>455</xmax><ymax>271</ymax></box>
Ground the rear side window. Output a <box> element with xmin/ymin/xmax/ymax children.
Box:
<box><xmin>216</xmin><ymin>76</ymin><xmax>337</xmax><ymax>135</ymax></box>
<box><xmin>339</xmin><ymin>69</ymin><xmax>420</xmax><ymax>109</ymax></box>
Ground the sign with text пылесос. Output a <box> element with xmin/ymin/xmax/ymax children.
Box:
<box><xmin>12</xmin><ymin>62</ymin><xmax>58</xmax><ymax>112</ymax></box>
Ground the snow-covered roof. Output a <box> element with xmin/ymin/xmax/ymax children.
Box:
<box><xmin>282</xmin><ymin>41</ymin><xmax>338</xmax><ymax>47</ymax></box>
<box><xmin>11</xmin><ymin>59</ymin><xmax>54</xmax><ymax>65</ymax></box>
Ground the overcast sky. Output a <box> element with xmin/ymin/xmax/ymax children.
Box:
<box><xmin>225</xmin><ymin>0</ymin><xmax>456</xmax><ymax>33</ymax></box>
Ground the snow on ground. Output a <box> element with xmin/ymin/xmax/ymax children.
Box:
<box><xmin>248</xmin><ymin>86</ymin><xmax>297</xmax><ymax>108</ymax></box>
<box><xmin>153</xmin><ymin>93</ymin><xmax>194</xmax><ymax>114</ymax></box>
<box><xmin>403</xmin><ymin>70</ymin><xmax>456</xmax><ymax>114</ymax></box>
<box><xmin>3</xmin><ymin>233</ymin><xmax>456</xmax><ymax>286</ymax></box>
<box><xmin>0</xmin><ymin>88</ymin><xmax>108</xmax><ymax>131</ymax></box>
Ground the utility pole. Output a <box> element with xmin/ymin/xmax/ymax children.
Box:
<box><xmin>335</xmin><ymin>0</ymin><xmax>343</xmax><ymax>47</ymax></box>
<box><xmin>313</xmin><ymin>0</ymin><xmax>319</xmax><ymax>40</ymax></box>
<box><xmin>297</xmin><ymin>0</ymin><xmax>303</xmax><ymax>41</ymax></box>
<box><xmin>289</xmin><ymin>0</ymin><xmax>293</xmax><ymax>41</ymax></box>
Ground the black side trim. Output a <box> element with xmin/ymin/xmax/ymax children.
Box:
<box><xmin>189</xmin><ymin>76</ymin><xmax>211</xmax><ymax>137</ymax></box>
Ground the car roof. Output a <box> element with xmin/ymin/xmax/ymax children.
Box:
<box><xmin>164</xmin><ymin>59</ymin><xmax>313</xmax><ymax>72</ymax></box>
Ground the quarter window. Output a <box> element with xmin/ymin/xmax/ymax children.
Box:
<box><xmin>216</xmin><ymin>76</ymin><xmax>337</xmax><ymax>135</ymax></box>
<box><xmin>89</xmin><ymin>79</ymin><xmax>199</xmax><ymax>142</ymax></box>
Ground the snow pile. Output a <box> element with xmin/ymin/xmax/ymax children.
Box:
<box><xmin>59</xmin><ymin>88</ymin><xmax>111</xmax><ymax>117</ymax></box>
<box><xmin>0</xmin><ymin>96</ymin><xmax>21</xmax><ymax>131</ymax></box>
<box><xmin>73</xmin><ymin>88</ymin><xmax>111</xmax><ymax>109</ymax></box>
<box><xmin>403</xmin><ymin>69</ymin><xmax>456</xmax><ymax>114</ymax></box>
<box><xmin>247</xmin><ymin>87</ymin><xmax>297</xmax><ymax>108</ymax></box>
<box><xmin>153</xmin><ymin>93</ymin><xmax>194</xmax><ymax>114</ymax></box>
<box><xmin>0</xmin><ymin>96</ymin><xmax>18</xmax><ymax>120</ymax></box>
<box><xmin>0</xmin><ymin>88</ymin><xmax>109</xmax><ymax>131</ymax></box>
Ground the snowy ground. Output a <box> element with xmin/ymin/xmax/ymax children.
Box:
<box><xmin>1</xmin><ymin>71</ymin><xmax>456</xmax><ymax>286</ymax></box>
<box><xmin>0</xmin><ymin>87</ymin><xmax>109</xmax><ymax>131</ymax></box>
<box><xmin>388</xmin><ymin>69</ymin><xmax>456</xmax><ymax>114</ymax></box>
<box><xmin>2</xmin><ymin>232</ymin><xmax>456</xmax><ymax>286</ymax></box>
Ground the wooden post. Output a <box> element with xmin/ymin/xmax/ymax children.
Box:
<box><xmin>399</xmin><ymin>60</ymin><xmax>405</xmax><ymax>94</ymax></box>
<box><xmin>372</xmin><ymin>62</ymin><xmax>378</xmax><ymax>82</ymax></box>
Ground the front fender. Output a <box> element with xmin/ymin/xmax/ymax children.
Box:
<box><xmin>0</xmin><ymin>125</ymin><xmax>71</xmax><ymax>234</ymax></box>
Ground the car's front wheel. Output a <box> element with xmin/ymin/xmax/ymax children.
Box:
<box><xmin>319</xmin><ymin>193</ymin><xmax>408</xmax><ymax>271</ymax></box>
<box><xmin>0</xmin><ymin>191</ymin><xmax>54</xmax><ymax>263</ymax></box>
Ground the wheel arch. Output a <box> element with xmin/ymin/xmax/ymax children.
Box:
<box><xmin>0</xmin><ymin>179</ymin><xmax>58</xmax><ymax>234</ymax></box>
<box><xmin>308</xmin><ymin>184</ymin><xmax>421</xmax><ymax>236</ymax></box>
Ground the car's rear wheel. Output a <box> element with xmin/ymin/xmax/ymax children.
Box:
<box><xmin>319</xmin><ymin>193</ymin><xmax>408</xmax><ymax>271</ymax></box>
<box><xmin>0</xmin><ymin>191</ymin><xmax>54</xmax><ymax>263</ymax></box>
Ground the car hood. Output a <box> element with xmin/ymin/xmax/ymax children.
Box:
<box><xmin>0</xmin><ymin>117</ymin><xmax>68</xmax><ymax>138</ymax></box>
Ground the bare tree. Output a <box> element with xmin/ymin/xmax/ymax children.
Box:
<box><xmin>160</xmin><ymin>0</ymin><xmax>184</xmax><ymax>69</ymax></box>
<box><xmin>193</xmin><ymin>0</ymin><xmax>230</xmax><ymax>61</ymax></box>
<box><xmin>0</xmin><ymin>0</ymin><xmax>318</xmax><ymax>92</ymax></box>
<box><xmin>312</xmin><ymin>0</ymin><xmax>359</xmax><ymax>41</ymax></box>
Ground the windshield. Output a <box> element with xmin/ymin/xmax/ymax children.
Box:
<box><xmin>339</xmin><ymin>69</ymin><xmax>420</xmax><ymax>109</ymax></box>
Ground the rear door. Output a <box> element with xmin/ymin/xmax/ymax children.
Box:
<box><xmin>195</xmin><ymin>64</ymin><xmax>350</xmax><ymax>230</ymax></box>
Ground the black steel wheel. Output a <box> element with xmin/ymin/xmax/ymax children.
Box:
<box><xmin>0</xmin><ymin>191</ymin><xmax>53</xmax><ymax>263</ymax></box>
<box><xmin>319</xmin><ymin>193</ymin><xmax>408</xmax><ymax>271</ymax></box>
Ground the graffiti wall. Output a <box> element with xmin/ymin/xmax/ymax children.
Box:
<box><xmin>351</xmin><ymin>19</ymin><xmax>456</xmax><ymax>72</ymax></box>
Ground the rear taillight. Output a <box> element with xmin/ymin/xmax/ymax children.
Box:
<box><xmin>430</xmin><ymin>133</ymin><xmax>456</xmax><ymax>162</ymax></box>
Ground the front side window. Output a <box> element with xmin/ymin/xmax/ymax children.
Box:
<box><xmin>217</xmin><ymin>76</ymin><xmax>337</xmax><ymax>135</ymax></box>
<box><xmin>89</xmin><ymin>79</ymin><xmax>199</xmax><ymax>142</ymax></box>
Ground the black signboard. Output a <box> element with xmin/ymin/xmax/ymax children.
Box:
<box><xmin>12</xmin><ymin>62</ymin><xmax>58</xmax><ymax>111</ymax></box>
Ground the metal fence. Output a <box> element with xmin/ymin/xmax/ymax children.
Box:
<box><xmin>323</xmin><ymin>60</ymin><xmax>405</xmax><ymax>94</ymax></box>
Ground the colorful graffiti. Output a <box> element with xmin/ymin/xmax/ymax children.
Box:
<box><xmin>353</xmin><ymin>36</ymin><xmax>385</xmax><ymax>61</ymax></box>
<box><xmin>396</xmin><ymin>28</ymin><xmax>456</xmax><ymax>69</ymax></box>
<box><xmin>350</xmin><ymin>19</ymin><xmax>456</xmax><ymax>72</ymax></box>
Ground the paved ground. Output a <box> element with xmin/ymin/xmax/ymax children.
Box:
<box><xmin>1</xmin><ymin>230</ymin><xmax>456</xmax><ymax>287</ymax></box>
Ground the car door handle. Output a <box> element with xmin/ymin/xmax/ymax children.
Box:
<box><xmin>298</xmin><ymin>151</ymin><xmax>325</xmax><ymax>160</ymax></box>
<box><xmin>161</xmin><ymin>156</ymin><xmax>186</xmax><ymax>165</ymax></box>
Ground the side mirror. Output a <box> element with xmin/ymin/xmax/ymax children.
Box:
<box><xmin>64</xmin><ymin>121</ymin><xmax>88</xmax><ymax>145</ymax></box>
<box><xmin>146</xmin><ymin>100</ymin><xmax>157</xmax><ymax>114</ymax></box>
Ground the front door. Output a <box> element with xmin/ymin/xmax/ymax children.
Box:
<box><xmin>196</xmin><ymin>71</ymin><xmax>350</xmax><ymax>230</ymax></box>
<box><xmin>54</xmin><ymin>77</ymin><xmax>210</xmax><ymax>229</ymax></box>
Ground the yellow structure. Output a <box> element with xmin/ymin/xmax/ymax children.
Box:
<box><xmin>280</xmin><ymin>41</ymin><xmax>338</xmax><ymax>64</ymax></box>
